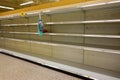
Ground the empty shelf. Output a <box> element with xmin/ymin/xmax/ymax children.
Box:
<box><xmin>1</xmin><ymin>37</ymin><xmax>120</xmax><ymax>54</ymax></box>
<box><xmin>1</xmin><ymin>19</ymin><xmax>120</xmax><ymax>27</ymax></box>
<box><xmin>2</xmin><ymin>31</ymin><xmax>120</xmax><ymax>39</ymax></box>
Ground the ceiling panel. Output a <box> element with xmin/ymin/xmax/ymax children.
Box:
<box><xmin>0</xmin><ymin>0</ymin><xmax>58</xmax><ymax>12</ymax></box>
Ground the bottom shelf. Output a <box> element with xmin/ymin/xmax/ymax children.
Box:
<box><xmin>0</xmin><ymin>48</ymin><xmax>119</xmax><ymax>80</ymax></box>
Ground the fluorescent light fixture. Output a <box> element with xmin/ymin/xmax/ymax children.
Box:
<box><xmin>81</xmin><ymin>3</ymin><xmax>106</xmax><ymax>8</ymax></box>
<box><xmin>0</xmin><ymin>5</ymin><xmax>14</xmax><ymax>10</ymax></box>
<box><xmin>20</xmin><ymin>1</ymin><xmax>34</xmax><ymax>6</ymax></box>
<box><xmin>108</xmin><ymin>0</ymin><xmax>120</xmax><ymax>4</ymax></box>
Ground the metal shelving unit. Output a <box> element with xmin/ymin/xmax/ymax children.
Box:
<box><xmin>0</xmin><ymin>0</ymin><xmax>120</xmax><ymax>80</ymax></box>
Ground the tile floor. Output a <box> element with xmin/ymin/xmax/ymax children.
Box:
<box><xmin>0</xmin><ymin>53</ymin><xmax>82</xmax><ymax>80</ymax></box>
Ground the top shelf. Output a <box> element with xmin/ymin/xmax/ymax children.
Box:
<box><xmin>0</xmin><ymin>0</ymin><xmax>120</xmax><ymax>20</ymax></box>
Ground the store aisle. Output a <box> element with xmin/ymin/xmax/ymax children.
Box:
<box><xmin>0</xmin><ymin>53</ymin><xmax>82</xmax><ymax>80</ymax></box>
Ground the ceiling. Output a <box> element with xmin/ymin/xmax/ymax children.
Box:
<box><xmin>0</xmin><ymin>0</ymin><xmax>58</xmax><ymax>12</ymax></box>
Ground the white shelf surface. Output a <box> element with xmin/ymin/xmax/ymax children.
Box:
<box><xmin>1</xmin><ymin>19</ymin><xmax>120</xmax><ymax>27</ymax></box>
<box><xmin>0</xmin><ymin>23</ymin><xmax>37</xmax><ymax>27</ymax></box>
<box><xmin>1</xmin><ymin>31</ymin><xmax>120</xmax><ymax>39</ymax></box>
<box><xmin>0</xmin><ymin>48</ymin><xmax>119</xmax><ymax>80</ymax></box>
<box><xmin>45</xmin><ymin>19</ymin><xmax>120</xmax><ymax>25</ymax></box>
<box><xmin>44</xmin><ymin>33</ymin><xmax>120</xmax><ymax>39</ymax></box>
<box><xmin>0</xmin><ymin>37</ymin><xmax>120</xmax><ymax>54</ymax></box>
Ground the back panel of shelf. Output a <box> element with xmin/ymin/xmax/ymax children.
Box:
<box><xmin>84</xmin><ymin>6</ymin><xmax>120</xmax><ymax>72</ymax></box>
<box><xmin>42</xmin><ymin>7</ymin><xmax>120</xmax><ymax>72</ymax></box>
<box><xmin>85</xmin><ymin>6</ymin><xmax>120</xmax><ymax>20</ymax></box>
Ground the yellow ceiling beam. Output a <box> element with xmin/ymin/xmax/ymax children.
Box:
<box><xmin>0</xmin><ymin>0</ymin><xmax>93</xmax><ymax>16</ymax></box>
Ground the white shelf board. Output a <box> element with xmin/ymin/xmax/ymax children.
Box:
<box><xmin>1</xmin><ymin>19</ymin><xmax>120</xmax><ymax>27</ymax></box>
<box><xmin>1</xmin><ymin>23</ymin><xmax>37</xmax><ymax>27</ymax></box>
<box><xmin>45</xmin><ymin>19</ymin><xmax>120</xmax><ymax>25</ymax></box>
<box><xmin>44</xmin><ymin>33</ymin><xmax>120</xmax><ymax>39</ymax></box>
<box><xmin>2</xmin><ymin>31</ymin><xmax>120</xmax><ymax>39</ymax></box>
